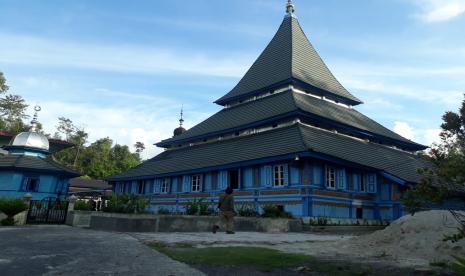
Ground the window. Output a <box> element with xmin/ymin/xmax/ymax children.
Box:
<box><xmin>24</xmin><ymin>177</ymin><xmax>39</xmax><ymax>192</ymax></box>
<box><xmin>191</xmin><ymin>175</ymin><xmax>201</xmax><ymax>192</ymax></box>
<box><xmin>137</xmin><ymin>180</ymin><xmax>145</xmax><ymax>194</ymax></box>
<box><xmin>360</xmin><ymin>175</ymin><xmax>366</xmax><ymax>192</ymax></box>
<box><xmin>273</xmin><ymin>165</ymin><xmax>284</xmax><ymax>187</ymax></box>
<box><xmin>161</xmin><ymin>178</ymin><xmax>170</xmax><ymax>194</ymax></box>
<box><xmin>326</xmin><ymin>167</ymin><xmax>336</xmax><ymax>189</ymax></box>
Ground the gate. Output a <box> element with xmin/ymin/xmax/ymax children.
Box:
<box><xmin>26</xmin><ymin>197</ymin><xmax>69</xmax><ymax>224</ymax></box>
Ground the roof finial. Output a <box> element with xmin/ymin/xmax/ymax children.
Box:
<box><xmin>286</xmin><ymin>0</ymin><xmax>295</xmax><ymax>15</ymax></box>
<box><xmin>179</xmin><ymin>105</ymin><xmax>184</xmax><ymax>127</ymax></box>
<box><xmin>30</xmin><ymin>105</ymin><xmax>41</xmax><ymax>132</ymax></box>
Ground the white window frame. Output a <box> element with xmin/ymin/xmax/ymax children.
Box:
<box><xmin>326</xmin><ymin>167</ymin><xmax>336</xmax><ymax>189</ymax></box>
<box><xmin>161</xmin><ymin>178</ymin><xmax>170</xmax><ymax>194</ymax></box>
<box><xmin>273</xmin><ymin>164</ymin><xmax>285</xmax><ymax>187</ymax></box>
<box><xmin>191</xmin><ymin>175</ymin><xmax>201</xmax><ymax>192</ymax></box>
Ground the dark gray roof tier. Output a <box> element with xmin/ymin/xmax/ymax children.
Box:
<box><xmin>109</xmin><ymin>123</ymin><xmax>429</xmax><ymax>183</ymax></box>
<box><xmin>0</xmin><ymin>155</ymin><xmax>81</xmax><ymax>177</ymax></box>
<box><xmin>215</xmin><ymin>16</ymin><xmax>362</xmax><ymax>106</ymax></box>
<box><xmin>158</xmin><ymin>91</ymin><xmax>424</xmax><ymax>151</ymax></box>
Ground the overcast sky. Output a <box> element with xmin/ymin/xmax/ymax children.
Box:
<box><xmin>1</xmin><ymin>0</ymin><xmax>464</xmax><ymax>159</ymax></box>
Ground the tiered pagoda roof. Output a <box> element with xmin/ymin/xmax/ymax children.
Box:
<box><xmin>108</xmin><ymin>2</ymin><xmax>429</xmax><ymax>184</ymax></box>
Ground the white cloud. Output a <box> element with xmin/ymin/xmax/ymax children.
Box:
<box><xmin>413</xmin><ymin>0</ymin><xmax>465</xmax><ymax>23</ymax></box>
<box><xmin>30</xmin><ymin>90</ymin><xmax>211</xmax><ymax>160</ymax></box>
<box><xmin>394</xmin><ymin>121</ymin><xmax>416</xmax><ymax>140</ymax></box>
<box><xmin>0</xmin><ymin>33</ymin><xmax>251</xmax><ymax>78</ymax></box>
<box><xmin>342</xmin><ymin>77</ymin><xmax>463</xmax><ymax>106</ymax></box>
<box><xmin>422</xmin><ymin>128</ymin><xmax>442</xmax><ymax>145</ymax></box>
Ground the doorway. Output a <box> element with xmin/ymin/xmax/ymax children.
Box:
<box><xmin>356</xmin><ymin>207</ymin><xmax>363</xmax><ymax>219</ymax></box>
<box><xmin>228</xmin><ymin>169</ymin><xmax>239</xmax><ymax>189</ymax></box>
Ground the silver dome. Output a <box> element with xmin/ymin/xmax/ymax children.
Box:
<box><xmin>10</xmin><ymin>131</ymin><xmax>49</xmax><ymax>151</ymax></box>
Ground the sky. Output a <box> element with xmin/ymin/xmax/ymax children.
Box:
<box><xmin>0</xmin><ymin>0</ymin><xmax>464</xmax><ymax>159</ymax></box>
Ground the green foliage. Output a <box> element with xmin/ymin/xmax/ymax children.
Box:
<box><xmin>103</xmin><ymin>194</ymin><xmax>148</xmax><ymax>214</ymax></box>
<box><xmin>0</xmin><ymin>71</ymin><xmax>8</xmax><ymax>94</ymax></box>
<box><xmin>74</xmin><ymin>200</ymin><xmax>92</xmax><ymax>211</ymax></box>
<box><xmin>450</xmin><ymin>255</ymin><xmax>465</xmax><ymax>275</ymax></box>
<box><xmin>309</xmin><ymin>216</ymin><xmax>328</xmax><ymax>226</ymax></box>
<box><xmin>151</xmin><ymin>245</ymin><xmax>310</xmax><ymax>271</ymax></box>
<box><xmin>0</xmin><ymin>198</ymin><xmax>28</xmax><ymax>226</ymax></box>
<box><xmin>185</xmin><ymin>198</ymin><xmax>211</xmax><ymax>216</ymax></box>
<box><xmin>157</xmin><ymin>208</ymin><xmax>171</xmax><ymax>215</ymax></box>
<box><xmin>237</xmin><ymin>204</ymin><xmax>259</xmax><ymax>217</ymax></box>
<box><xmin>52</xmin><ymin>123</ymin><xmax>141</xmax><ymax>178</ymax></box>
<box><xmin>261</xmin><ymin>204</ymin><xmax>293</xmax><ymax>218</ymax></box>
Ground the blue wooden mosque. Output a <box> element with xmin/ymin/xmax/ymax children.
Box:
<box><xmin>107</xmin><ymin>1</ymin><xmax>430</xmax><ymax>220</ymax></box>
<box><xmin>0</xmin><ymin>106</ymin><xmax>80</xmax><ymax>200</ymax></box>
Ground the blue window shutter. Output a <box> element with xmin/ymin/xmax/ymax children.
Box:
<box><xmin>313</xmin><ymin>165</ymin><xmax>322</xmax><ymax>186</ymax></box>
<box><xmin>152</xmin><ymin>179</ymin><xmax>159</xmax><ymax>194</ymax></box>
<box><xmin>283</xmin><ymin>164</ymin><xmax>289</xmax><ymax>186</ymax></box>
<box><xmin>218</xmin><ymin>171</ymin><xmax>228</xmax><ymax>190</ymax></box>
<box><xmin>199</xmin><ymin>175</ymin><xmax>203</xmax><ymax>192</ymax></box>
<box><xmin>337</xmin><ymin>168</ymin><xmax>346</xmax><ymax>190</ymax></box>
<box><xmin>367</xmin><ymin>173</ymin><xmax>377</xmax><ymax>193</ymax></box>
<box><xmin>290</xmin><ymin>166</ymin><xmax>300</xmax><ymax>185</ymax></box>
<box><xmin>243</xmin><ymin>168</ymin><xmax>253</xmax><ymax>188</ymax></box>
<box><xmin>204</xmin><ymin>173</ymin><xmax>212</xmax><ymax>191</ymax></box>
<box><xmin>171</xmin><ymin>177</ymin><xmax>178</xmax><ymax>193</ymax></box>
<box><xmin>352</xmin><ymin>174</ymin><xmax>360</xmax><ymax>192</ymax></box>
<box><xmin>182</xmin><ymin>176</ymin><xmax>190</xmax><ymax>192</ymax></box>
<box><xmin>264</xmin><ymin>165</ymin><xmax>272</xmax><ymax>187</ymax></box>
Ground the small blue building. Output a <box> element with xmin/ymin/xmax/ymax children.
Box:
<box><xmin>107</xmin><ymin>2</ymin><xmax>431</xmax><ymax>220</ymax></box>
<box><xmin>0</xmin><ymin>107</ymin><xmax>80</xmax><ymax>200</ymax></box>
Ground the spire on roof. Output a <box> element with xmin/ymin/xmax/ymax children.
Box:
<box><xmin>30</xmin><ymin>105</ymin><xmax>41</xmax><ymax>132</ymax></box>
<box><xmin>286</xmin><ymin>0</ymin><xmax>295</xmax><ymax>16</ymax></box>
<box><xmin>179</xmin><ymin>105</ymin><xmax>184</xmax><ymax>127</ymax></box>
<box><xmin>173</xmin><ymin>106</ymin><xmax>186</xmax><ymax>137</ymax></box>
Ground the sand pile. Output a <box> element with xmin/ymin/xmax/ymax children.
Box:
<box><xmin>350</xmin><ymin>210</ymin><xmax>465</xmax><ymax>263</ymax></box>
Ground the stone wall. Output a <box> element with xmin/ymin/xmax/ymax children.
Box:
<box><xmin>86</xmin><ymin>212</ymin><xmax>302</xmax><ymax>233</ymax></box>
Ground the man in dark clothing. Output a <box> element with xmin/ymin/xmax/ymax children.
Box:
<box><xmin>212</xmin><ymin>186</ymin><xmax>235</xmax><ymax>234</ymax></box>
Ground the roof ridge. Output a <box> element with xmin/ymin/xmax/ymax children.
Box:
<box><xmin>298</xmin><ymin>122</ymin><xmax>419</xmax><ymax>157</ymax></box>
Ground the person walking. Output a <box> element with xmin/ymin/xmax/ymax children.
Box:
<box><xmin>212</xmin><ymin>186</ymin><xmax>236</xmax><ymax>234</ymax></box>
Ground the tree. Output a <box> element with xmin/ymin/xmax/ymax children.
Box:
<box><xmin>403</xmin><ymin>94</ymin><xmax>465</xmax><ymax>240</ymax></box>
<box><xmin>0</xmin><ymin>72</ymin><xmax>28</xmax><ymax>133</ymax></box>
<box><xmin>134</xmin><ymin>141</ymin><xmax>145</xmax><ymax>154</ymax></box>
<box><xmin>0</xmin><ymin>72</ymin><xmax>8</xmax><ymax>94</ymax></box>
<box><xmin>56</xmin><ymin>117</ymin><xmax>76</xmax><ymax>141</ymax></box>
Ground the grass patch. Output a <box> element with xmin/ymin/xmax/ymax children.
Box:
<box><xmin>150</xmin><ymin>244</ymin><xmax>309</xmax><ymax>271</ymax></box>
<box><xmin>150</xmin><ymin>243</ymin><xmax>377</xmax><ymax>275</ymax></box>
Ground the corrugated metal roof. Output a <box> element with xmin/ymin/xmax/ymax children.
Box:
<box><xmin>216</xmin><ymin>16</ymin><xmax>361</xmax><ymax>105</ymax></box>
<box><xmin>109</xmin><ymin>123</ymin><xmax>429</xmax><ymax>183</ymax></box>
<box><xmin>0</xmin><ymin>155</ymin><xmax>81</xmax><ymax>177</ymax></box>
<box><xmin>159</xmin><ymin>91</ymin><xmax>423</xmax><ymax>150</ymax></box>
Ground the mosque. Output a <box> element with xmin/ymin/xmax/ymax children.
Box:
<box><xmin>0</xmin><ymin>106</ymin><xmax>80</xmax><ymax>199</ymax></box>
<box><xmin>107</xmin><ymin>1</ymin><xmax>430</xmax><ymax>220</ymax></box>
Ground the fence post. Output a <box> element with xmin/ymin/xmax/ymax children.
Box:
<box><xmin>22</xmin><ymin>193</ymin><xmax>33</xmax><ymax>225</ymax></box>
<box><xmin>68</xmin><ymin>195</ymin><xmax>77</xmax><ymax>212</ymax></box>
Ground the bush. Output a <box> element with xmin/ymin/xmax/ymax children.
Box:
<box><xmin>0</xmin><ymin>198</ymin><xmax>28</xmax><ymax>226</ymax></box>
<box><xmin>186</xmin><ymin>198</ymin><xmax>211</xmax><ymax>216</ymax></box>
<box><xmin>103</xmin><ymin>194</ymin><xmax>148</xmax><ymax>214</ymax></box>
<box><xmin>261</xmin><ymin>204</ymin><xmax>293</xmax><ymax>218</ymax></box>
<box><xmin>237</xmin><ymin>204</ymin><xmax>259</xmax><ymax>217</ymax></box>
<box><xmin>157</xmin><ymin>208</ymin><xmax>171</xmax><ymax>215</ymax></box>
<box><xmin>309</xmin><ymin>216</ymin><xmax>328</xmax><ymax>226</ymax></box>
<box><xmin>74</xmin><ymin>200</ymin><xmax>91</xmax><ymax>211</ymax></box>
